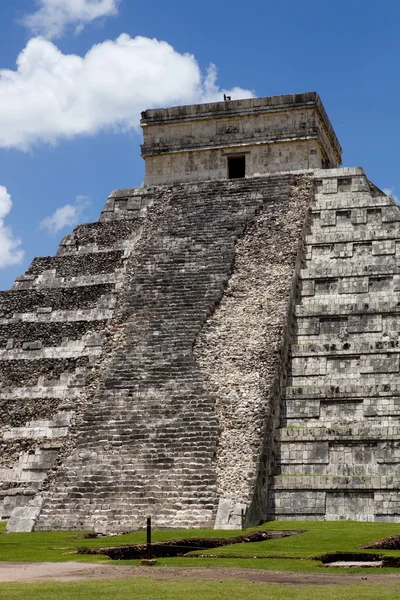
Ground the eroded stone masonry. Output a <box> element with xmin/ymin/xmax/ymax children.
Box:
<box><xmin>1</xmin><ymin>92</ymin><xmax>399</xmax><ymax>532</ymax></box>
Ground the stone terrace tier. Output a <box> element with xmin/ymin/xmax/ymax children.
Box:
<box><xmin>34</xmin><ymin>173</ymin><xmax>312</xmax><ymax>532</ymax></box>
<box><xmin>2</xmin><ymin>212</ymin><xmax>149</xmax><ymax>532</ymax></box>
<box><xmin>272</xmin><ymin>167</ymin><xmax>400</xmax><ymax>522</ymax></box>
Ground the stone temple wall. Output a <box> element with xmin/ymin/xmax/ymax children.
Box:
<box><xmin>272</xmin><ymin>167</ymin><xmax>400</xmax><ymax>522</ymax></box>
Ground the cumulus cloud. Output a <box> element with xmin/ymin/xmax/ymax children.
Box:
<box><xmin>0</xmin><ymin>187</ymin><xmax>24</xmax><ymax>268</ymax></box>
<box><xmin>0</xmin><ymin>35</ymin><xmax>254</xmax><ymax>151</ymax></box>
<box><xmin>23</xmin><ymin>0</ymin><xmax>120</xmax><ymax>39</ymax></box>
<box><xmin>40</xmin><ymin>195</ymin><xmax>91</xmax><ymax>233</ymax></box>
<box><xmin>383</xmin><ymin>187</ymin><xmax>399</xmax><ymax>204</ymax></box>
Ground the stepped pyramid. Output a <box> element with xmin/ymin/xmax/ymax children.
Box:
<box><xmin>2</xmin><ymin>92</ymin><xmax>400</xmax><ymax>532</ymax></box>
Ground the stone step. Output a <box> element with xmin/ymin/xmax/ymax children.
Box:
<box><xmin>0</xmin><ymin>397</ymin><xmax>69</xmax><ymax>426</ymax></box>
<box><xmin>0</xmin><ymin>320</ymin><xmax>107</xmax><ymax>349</ymax></box>
<box><xmin>25</xmin><ymin>250</ymin><xmax>124</xmax><ymax>279</ymax></box>
<box><xmin>0</xmin><ymin>356</ymin><xmax>90</xmax><ymax>387</ymax></box>
<box><xmin>301</xmin><ymin>262</ymin><xmax>400</xmax><ymax>279</ymax></box>
<box><xmin>1</xmin><ymin>308</ymin><xmax>114</xmax><ymax>325</ymax></box>
<box><xmin>291</xmin><ymin>338</ymin><xmax>400</xmax><ymax>357</ymax></box>
<box><xmin>57</xmin><ymin>218</ymin><xmax>141</xmax><ymax>255</ymax></box>
<box><xmin>295</xmin><ymin>301</ymin><xmax>400</xmax><ymax>317</ymax></box>
<box><xmin>313</xmin><ymin>193</ymin><xmax>390</xmax><ymax>211</ymax></box>
<box><xmin>278</xmin><ymin>464</ymin><xmax>400</xmax><ymax>477</ymax></box>
<box><xmin>271</xmin><ymin>475</ymin><xmax>400</xmax><ymax>491</ymax></box>
<box><xmin>285</xmin><ymin>381</ymin><xmax>400</xmax><ymax>399</ymax></box>
<box><xmin>0</xmin><ymin>385</ymin><xmax>82</xmax><ymax>401</ymax></box>
<box><xmin>0</xmin><ymin>285</ymin><xmax>115</xmax><ymax>317</ymax></box>
<box><xmin>34</xmin><ymin>171</ymin><xmax>307</xmax><ymax>531</ymax></box>
<box><xmin>306</xmin><ymin>224</ymin><xmax>400</xmax><ymax>244</ymax></box>
<box><xmin>277</xmin><ymin>425</ymin><xmax>400</xmax><ymax>442</ymax></box>
<box><xmin>12</xmin><ymin>272</ymin><xmax>119</xmax><ymax>291</ymax></box>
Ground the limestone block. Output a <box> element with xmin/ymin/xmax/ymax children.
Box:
<box><xmin>322</xmin><ymin>179</ymin><xmax>338</xmax><ymax>195</ymax></box>
<box><xmin>314</xmin><ymin>279</ymin><xmax>338</xmax><ymax>295</ymax></box>
<box><xmin>338</xmin><ymin>277</ymin><xmax>368</xmax><ymax>294</ymax></box>
<box><xmin>326</xmin><ymin>492</ymin><xmax>374</xmax><ymax>520</ymax></box>
<box><xmin>1</xmin><ymin>494</ymin><xmax>29</xmax><ymax>519</ymax></box>
<box><xmin>368</xmin><ymin>277</ymin><xmax>392</xmax><ymax>292</ymax></box>
<box><xmin>7</xmin><ymin>496</ymin><xmax>43</xmax><ymax>533</ymax></box>
<box><xmin>285</xmin><ymin>398</ymin><xmax>320</xmax><ymax>419</ymax></box>
<box><xmin>320</xmin><ymin>400</ymin><xmax>364</xmax><ymax>424</ymax></box>
<box><xmin>351</xmin><ymin>176</ymin><xmax>369</xmax><ymax>193</ymax></box>
<box><xmin>348</xmin><ymin>315</ymin><xmax>382</xmax><ymax>333</ymax></box>
<box><xmin>292</xmin><ymin>357</ymin><xmax>327</xmax><ymax>377</ymax></box>
<box><xmin>364</xmin><ymin>398</ymin><xmax>400</xmax><ymax>417</ymax></box>
<box><xmin>273</xmin><ymin>491</ymin><xmax>326</xmax><ymax>515</ymax></box>
<box><xmin>279</xmin><ymin>442</ymin><xmax>328</xmax><ymax>464</ymax></box>
<box><xmin>320</xmin><ymin>210</ymin><xmax>336</xmax><ymax>227</ymax></box>
<box><xmin>326</xmin><ymin>357</ymin><xmax>359</xmax><ymax>376</ymax></box>
<box><xmin>301</xmin><ymin>280</ymin><xmax>315</xmax><ymax>296</ymax></box>
<box><xmin>392</xmin><ymin>276</ymin><xmax>400</xmax><ymax>292</ymax></box>
<box><xmin>319</xmin><ymin>318</ymin><xmax>347</xmax><ymax>336</ymax></box>
<box><xmin>382</xmin><ymin>206</ymin><xmax>400</xmax><ymax>222</ymax></box>
<box><xmin>360</xmin><ymin>354</ymin><xmax>399</xmax><ymax>374</ymax></box>
<box><xmin>372</xmin><ymin>240</ymin><xmax>396</xmax><ymax>255</ymax></box>
<box><xmin>214</xmin><ymin>498</ymin><xmax>232</xmax><ymax>529</ymax></box>
<box><xmin>296</xmin><ymin>318</ymin><xmax>320</xmax><ymax>336</ymax></box>
<box><xmin>351</xmin><ymin>208</ymin><xmax>367</xmax><ymax>224</ymax></box>
<box><xmin>333</xmin><ymin>242</ymin><xmax>353</xmax><ymax>258</ymax></box>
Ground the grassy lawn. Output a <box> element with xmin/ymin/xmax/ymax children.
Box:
<box><xmin>0</xmin><ymin>519</ymin><xmax>400</xmax><ymax>574</ymax></box>
<box><xmin>194</xmin><ymin>519</ymin><xmax>400</xmax><ymax>559</ymax></box>
<box><xmin>0</xmin><ymin>579</ymin><xmax>399</xmax><ymax>600</ymax></box>
<box><xmin>0</xmin><ymin>521</ymin><xmax>244</xmax><ymax>563</ymax></box>
<box><xmin>1</xmin><ymin>521</ymin><xmax>400</xmax><ymax>598</ymax></box>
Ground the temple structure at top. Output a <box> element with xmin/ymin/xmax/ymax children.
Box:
<box><xmin>140</xmin><ymin>92</ymin><xmax>342</xmax><ymax>185</ymax></box>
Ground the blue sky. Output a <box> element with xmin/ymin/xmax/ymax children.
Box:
<box><xmin>0</xmin><ymin>0</ymin><xmax>399</xmax><ymax>288</ymax></box>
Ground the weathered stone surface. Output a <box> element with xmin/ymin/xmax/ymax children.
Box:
<box><xmin>194</xmin><ymin>175</ymin><xmax>312</xmax><ymax>526</ymax></box>
<box><xmin>1</xmin><ymin>92</ymin><xmax>399</xmax><ymax>532</ymax></box>
<box><xmin>141</xmin><ymin>93</ymin><xmax>341</xmax><ymax>185</ymax></box>
<box><xmin>35</xmin><ymin>174</ymin><xmax>310</xmax><ymax>532</ymax></box>
<box><xmin>272</xmin><ymin>168</ymin><xmax>400</xmax><ymax>521</ymax></box>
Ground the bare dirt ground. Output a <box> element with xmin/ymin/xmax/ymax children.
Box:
<box><xmin>1</xmin><ymin>563</ymin><xmax>400</xmax><ymax>586</ymax></box>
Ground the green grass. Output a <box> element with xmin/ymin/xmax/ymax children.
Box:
<box><xmin>0</xmin><ymin>579</ymin><xmax>399</xmax><ymax>600</ymax></box>
<box><xmin>0</xmin><ymin>521</ymin><xmax>243</xmax><ymax>563</ymax></box>
<box><xmin>193</xmin><ymin>520</ymin><xmax>400</xmax><ymax>559</ymax></box>
<box><xmin>1</xmin><ymin>519</ymin><xmax>400</xmax><ymax>575</ymax></box>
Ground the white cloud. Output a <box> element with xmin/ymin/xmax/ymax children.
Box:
<box><xmin>40</xmin><ymin>195</ymin><xmax>91</xmax><ymax>233</ymax></box>
<box><xmin>23</xmin><ymin>0</ymin><xmax>120</xmax><ymax>39</ymax></box>
<box><xmin>383</xmin><ymin>187</ymin><xmax>399</xmax><ymax>204</ymax></box>
<box><xmin>0</xmin><ymin>35</ymin><xmax>254</xmax><ymax>151</ymax></box>
<box><xmin>0</xmin><ymin>187</ymin><xmax>24</xmax><ymax>269</ymax></box>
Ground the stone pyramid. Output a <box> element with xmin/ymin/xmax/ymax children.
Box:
<box><xmin>2</xmin><ymin>92</ymin><xmax>400</xmax><ymax>532</ymax></box>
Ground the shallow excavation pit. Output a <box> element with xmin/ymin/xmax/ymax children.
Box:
<box><xmin>78</xmin><ymin>529</ymin><xmax>304</xmax><ymax>560</ymax></box>
<box><xmin>319</xmin><ymin>552</ymin><xmax>400</xmax><ymax>568</ymax></box>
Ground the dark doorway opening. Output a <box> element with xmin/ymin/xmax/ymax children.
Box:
<box><xmin>228</xmin><ymin>156</ymin><xmax>245</xmax><ymax>179</ymax></box>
